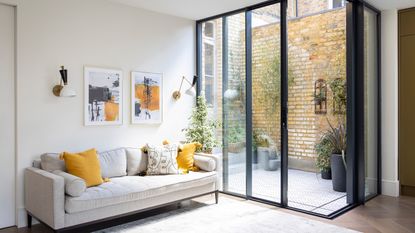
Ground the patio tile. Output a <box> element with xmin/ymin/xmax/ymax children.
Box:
<box><xmin>226</xmin><ymin>164</ymin><xmax>348</xmax><ymax>215</ymax></box>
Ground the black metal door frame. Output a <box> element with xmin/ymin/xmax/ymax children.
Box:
<box><xmin>195</xmin><ymin>0</ymin><xmax>381</xmax><ymax>218</ymax></box>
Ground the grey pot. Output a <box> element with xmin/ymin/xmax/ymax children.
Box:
<box><xmin>331</xmin><ymin>153</ymin><xmax>346</xmax><ymax>192</ymax></box>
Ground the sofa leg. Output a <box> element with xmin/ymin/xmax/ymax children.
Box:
<box><xmin>27</xmin><ymin>213</ymin><xmax>32</xmax><ymax>229</ymax></box>
<box><xmin>215</xmin><ymin>191</ymin><xmax>219</xmax><ymax>204</ymax></box>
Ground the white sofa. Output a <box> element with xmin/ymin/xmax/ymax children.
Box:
<box><xmin>24</xmin><ymin>148</ymin><xmax>221</xmax><ymax>232</ymax></box>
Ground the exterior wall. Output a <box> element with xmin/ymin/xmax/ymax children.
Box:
<box><xmin>251</xmin><ymin>8</ymin><xmax>346</xmax><ymax>162</ymax></box>
<box><xmin>203</xmin><ymin>6</ymin><xmax>347</xmax><ymax>167</ymax></box>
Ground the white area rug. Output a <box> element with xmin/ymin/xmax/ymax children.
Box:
<box><xmin>95</xmin><ymin>197</ymin><xmax>358</xmax><ymax>233</ymax></box>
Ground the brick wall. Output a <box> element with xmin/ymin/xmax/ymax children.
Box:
<box><xmin>203</xmin><ymin>7</ymin><xmax>347</xmax><ymax>164</ymax></box>
<box><xmin>251</xmin><ymin>8</ymin><xmax>346</xmax><ymax>162</ymax></box>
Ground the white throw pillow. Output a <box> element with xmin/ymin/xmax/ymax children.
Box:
<box><xmin>99</xmin><ymin>148</ymin><xmax>127</xmax><ymax>178</ymax></box>
<box><xmin>126</xmin><ymin>148</ymin><xmax>147</xmax><ymax>176</ymax></box>
<box><xmin>146</xmin><ymin>144</ymin><xmax>180</xmax><ymax>175</ymax></box>
<box><xmin>194</xmin><ymin>155</ymin><xmax>216</xmax><ymax>172</ymax></box>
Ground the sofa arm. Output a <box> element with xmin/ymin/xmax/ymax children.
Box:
<box><xmin>24</xmin><ymin>167</ymin><xmax>65</xmax><ymax>229</ymax></box>
<box><xmin>194</xmin><ymin>153</ymin><xmax>222</xmax><ymax>190</ymax></box>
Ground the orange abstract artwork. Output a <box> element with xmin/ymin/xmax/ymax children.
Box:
<box><xmin>135</xmin><ymin>84</ymin><xmax>160</xmax><ymax>111</ymax></box>
<box><xmin>104</xmin><ymin>102</ymin><xmax>119</xmax><ymax>121</ymax></box>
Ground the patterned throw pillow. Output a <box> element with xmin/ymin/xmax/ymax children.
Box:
<box><xmin>146</xmin><ymin>144</ymin><xmax>180</xmax><ymax>175</ymax></box>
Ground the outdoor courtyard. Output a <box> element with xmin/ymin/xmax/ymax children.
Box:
<box><xmin>225</xmin><ymin>163</ymin><xmax>348</xmax><ymax>215</ymax></box>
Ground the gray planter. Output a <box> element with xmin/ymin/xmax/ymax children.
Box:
<box><xmin>331</xmin><ymin>153</ymin><xmax>346</xmax><ymax>192</ymax></box>
<box><xmin>257</xmin><ymin>147</ymin><xmax>280</xmax><ymax>171</ymax></box>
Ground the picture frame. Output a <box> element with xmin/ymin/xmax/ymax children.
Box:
<box><xmin>84</xmin><ymin>66</ymin><xmax>123</xmax><ymax>126</ymax></box>
<box><xmin>131</xmin><ymin>71</ymin><xmax>163</xmax><ymax>124</ymax></box>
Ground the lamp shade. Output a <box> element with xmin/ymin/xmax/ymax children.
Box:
<box><xmin>60</xmin><ymin>85</ymin><xmax>76</xmax><ymax>97</ymax></box>
<box><xmin>185</xmin><ymin>86</ymin><xmax>196</xmax><ymax>96</ymax></box>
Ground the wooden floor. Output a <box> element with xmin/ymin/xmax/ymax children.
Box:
<box><xmin>1</xmin><ymin>194</ymin><xmax>414</xmax><ymax>233</ymax></box>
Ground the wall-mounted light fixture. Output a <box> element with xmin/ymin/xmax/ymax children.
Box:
<box><xmin>172</xmin><ymin>75</ymin><xmax>198</xmax><ymax>100</ymax></box>
<box><xmin>52</xmin><ymin>66</ymin><xmax>76</xmax><ymax>97</ymax></box>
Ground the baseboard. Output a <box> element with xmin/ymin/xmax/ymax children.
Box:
<box><xmin>17</xmin><ymin>207</ymin><xmax>39</xmax><ymax>228</ymax></box>
<box><xmin>381</xmin><ymin>179</ymin><xmax>400</xmax><ymax>197</ymax></box>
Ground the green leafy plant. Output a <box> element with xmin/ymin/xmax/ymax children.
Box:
<box><xmin>258</xmin><ymin>54</ymin><xmax>295</xmax><ymax>117</ymax></box>
<box><xmin>324</xmin><ymin>119</ymin><xmax>347</xmax><ymax>167</ymax></box>
<box><xmin>315</xmin><ymin>136</ymin><xmax>332</xmax><ymax>172</ymax></box>
<box><xmin>183</xmin><ymin>96</ymin><xmax>219</xmax><ymax>153</ymax></box>
<box><xmin>227</xmin><ymin>122</ymin><xmax>245</xmax><ymax>144</ymax></box>
<box><xmin>329</xmin><ymin>78</ymin><xmax>347</xmax><ymax>112</ymax></box>
<box><xmin>253</xmin><ymin>129</ymin><xmax>275</xmax><ymax>148</ymax></box>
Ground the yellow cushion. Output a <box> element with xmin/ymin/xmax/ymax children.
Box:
<box><xmin>177</xmin><ymin>143</ymin><xmax>202</xmax><ymax>173</ymax></box>
<box><xmin>61</xmin><ymin>149</ymin><xmax>103</xmax><ymax>187</ymax></box>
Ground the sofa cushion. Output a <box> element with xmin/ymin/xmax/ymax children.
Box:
<box><xmin>99</xmin><ymin>148</ymin><xmax>127</xmax><ymax>178</ymax></box>
<box><xmin>53</xmin><ymin>170</ymin><xmax>86</xmax><ymax>197</ymax></box>
<box><xmin>40</xmin><ymin>153</ymin><xmax>66</xmax><ymax>172</ymax></box>
<box><xmin>177</xmin><ymin>143</ymin><xmax>202</xmax><ymax>173</ymax></box>
<box><xmin>61</xmin><ymin>149</ymin><xmax>103</xmax><ymax>187</ymax></box>
<box><xmin>126</xmin><ymin>148</ymin><xmax>147</xmax><ymax>176</ymax></box>
<box><xmin>146</xmin><ymin>144</ymin><xmax>180</xmax><ymax>175</ymax></box>
<box><xmin>65</xmin><ymin>171</ymin><xmax>217</xmax><ymax>213</ymax></box>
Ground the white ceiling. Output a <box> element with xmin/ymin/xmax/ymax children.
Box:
<box><xmin>108</xmin><ymin>0</ymin><xmax>265</xmax><ymax>20</ymax></box>
<box><xmin>365</xmin><ymin>0</ymin><xmax>415</xmax><ymax>11</ymax></box>
<box><xmin>108</xmin><ymin>0</ymin><xmax>415</xmax><ymax>20</ymax></box>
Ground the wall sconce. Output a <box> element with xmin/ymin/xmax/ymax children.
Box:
<box><xmin>52</xmin><ymin>66</ymin><xmax>76</xmax><ymax>97</ymax></box>
<box><xmin>172</xmin><ymin>75</ymin><xmax>198</xmax><ymax>100</ymax></box>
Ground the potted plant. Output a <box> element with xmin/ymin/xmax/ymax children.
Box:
<box><xmin>227</xmin><ymin>122</ymin><xmax>245</xmax><ymax>153</ymax></box>
<box><xmin>253</xmin><ymin>130</ymin><xmax>279</xmax><ymax>171</ymax></box>
<box><xmin>324</xmin><ymin>120</ymin><xmax>347</xmax><ymax>192</ymax></box>
<box><xmin>315</xmin><ymin>136</ymin><xmax>332</xmax><ymax>180</ymax></box>
<box><xmin>183</xmin><ymin>96</ymin><xmax>219</xmax><ymax>153</ymax></box>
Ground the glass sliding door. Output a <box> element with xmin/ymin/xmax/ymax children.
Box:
<box><xmin>287</xmin><ymin>0</ymin><xmax>349</xmax><ymax>215</ymax></box>
<box><xmin>251</xmin><ymin>3</ymin><xmax>281</xmax><ymax>202</ymax></box>
<box><xmin>363</xmin><ymin>7</ymin><xmax>379</xmax><ymax>199</ymax></box>
<box><xmin>222</xmin><ymin>13</ymin><xmax>247</xmax><ymax>195</ymax></box>
<box><xmin>196</xmin><ymin>0</ymin><xmax>381</xmax><ymax>218</ymax></box>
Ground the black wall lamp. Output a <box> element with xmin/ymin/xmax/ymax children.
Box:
<box><xmin>52</xmin><ymin>66</ymin><xmax>76</xmax><ymax>97</ymax></box>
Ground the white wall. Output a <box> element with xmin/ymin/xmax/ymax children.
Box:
<box><xmin>6</xmin><ymin>0</ymin><xmax>195</xmax><ymax>227</ymax></box>
<box><xmin>381</xmin><ymin>9</ymin><xmax>399</xmax><ymax>197</ymax></box>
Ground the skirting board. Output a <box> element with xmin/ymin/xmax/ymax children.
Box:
<box><xmin>17</xmin><ymin>207</ymin><xmax>39</xmax><ymax>228</ymax></box>
<box><xmin>381</xmin><ymin>179</ymin><xmax>400</xmax><ymax>197</ymax></box>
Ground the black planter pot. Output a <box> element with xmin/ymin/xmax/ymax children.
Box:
<box><xmin>253</xmin><ymin>150</ymin><xmax>258</xmax><ymax>164</ymax></box>
<box><xmin>321</xmin><ymin>168</ymin><xmax>332</xmax><ymax>180</ymax></box>
<box><xmin>331</xmin><ymin>153</ymin><xmax>346</xmax><ymax>192</ymax></box>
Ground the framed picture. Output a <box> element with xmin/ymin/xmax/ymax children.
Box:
<box><xmin>131</xmin><ymin>71</ymin><xmax>163</xmax><ymax>124</ymax></box>
<box><xmin>84</xmin><ymin>67</ymin><xmax>122</xmax><ymax>126</ymax></box>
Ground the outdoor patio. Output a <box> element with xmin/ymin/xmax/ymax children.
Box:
<box><xmin>225</xmin><ymin>163</ymin><xmax>348</xmax><ymax>215</ymax></box>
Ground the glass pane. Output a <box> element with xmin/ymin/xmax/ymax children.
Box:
<box><xmin>201</xmin><ymin>19</ymin><xmax>223</xmax><ymax>185</ymax></box>
<box><xmin>287</xmin><ymin>2</ymin><xmax>348</xmax><ymax>215</ymax></box>
<box><xmin>292</xmin><ymin>0</ymin><xmax>346</xmax><ymax>17</ymax></box>
<box><xmin>251</xmin><ymin>3</ymin><xmax>281</xmax><ymax>202</ymax></box>
<box><xmin>223</xmin><ymin>13</ymin><xmax>246</xmax><ymax>195</ymax></box>
<box><xmin>364</xmin><ymin>7</ymin><xmax>378</xmax><ymax>199</ymax></box>
<box><xmin>204</xmin><ymin>22</ymin><xmax>214</xmax><ymax>38</ymax></box>
<box><xmin>204</xmin><ymin>43</ymin><xmax>214</xmax><ymax>76</ymax></box>
<box><xmin>205</xmin><ymin>76</ymin><xmax>214</xmax><ymax>105</ymax></box>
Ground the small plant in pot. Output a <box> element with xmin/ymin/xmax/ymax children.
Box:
<box><xmin>227</xmin><ymin>122</ymin><xmax>245</xmax><ymax>153</ymax></box>
<box><xmin>253</xmin><ymin>130</ymin><xmax>278</xmax><ymax>171</ymax></box>
<box><xmin>324</xmin><ymin>120</ymin><xmax>347</xmax><ymax>192</ymax></box>
<box><xmin>315</xmin><ymin>136</ymin><xmax>332</xmax><ymax>180</ymax></box>
<box><xmin>183</xmin><ymin>96</ymin><xmax>219</xmax><ymax>153</ymax></box>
